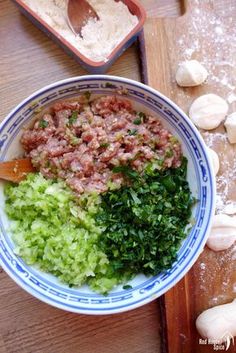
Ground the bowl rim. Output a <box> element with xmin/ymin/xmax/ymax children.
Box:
<box><xmin>12</xmin><ymin>0</ymin><xmax>146</xmax><ymax>67</ymax></box>
<box><xmin>0</xmin><ymin>75</ymin><xmax>216</xmax><ymax>314</ymax></box>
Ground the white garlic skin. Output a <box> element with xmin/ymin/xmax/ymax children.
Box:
<box><xmin>207</xmin><ymin>214</ymin><xmax>236</xmax><ymax>251</ymax></box>
<box><xmin>224</xmin><ymin>112</ymin><xmax>236</xmax><ymax>144</ymax></box>
<box><xmin>176</xmin><ymin>60</ymin><xmax>208</xmax><ymax>87</ymax></box>
<box><xmin>189</xmin><ymin>94</ymin><xmax>229</xmax><ymax>130</ymax></box>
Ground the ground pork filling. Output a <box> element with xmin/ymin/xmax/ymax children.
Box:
<box><xmin>21</xmin><ymin>95</ymin><xmax>182</xmax><ymax>194</ymax></box>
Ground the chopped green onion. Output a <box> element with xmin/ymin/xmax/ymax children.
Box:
<box><xmin>84</xmin><ymin>91</ymin><xmax>91</xmax><ymax>100</ymax></box>
<box><xmin>39</xmin><ymin>119</ymin><xmax>48</xmax><ymax>128</ymax></box>
<box><xmin>133</xmin><ymin>117</ymin><xmax>142</xmax><ymax>125</ymax></box>
<box><xmin>128</xmin><ymin>129</ymin><xmax>138</xmax><ymax>136</ymax></box>
<box><xmin>68</xmin><ymin>111</ymin><xmax>78</xmax><ymax>125</ymax></box>
<box><xmin>100</xmin><ymin>142</ymin><xmax>110</xmax><ymax>148</ymax></box>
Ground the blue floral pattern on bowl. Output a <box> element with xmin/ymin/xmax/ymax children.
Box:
<box><xmin>0</xmin><ymin>76</ymin><xmax>215</xmax><ymax>314</ymax></box>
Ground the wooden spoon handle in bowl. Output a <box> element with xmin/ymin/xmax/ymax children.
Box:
<box><xmin>0</xmin><ymin>158</ymin><xmax>35</xmax><ymax>183</ymax></box>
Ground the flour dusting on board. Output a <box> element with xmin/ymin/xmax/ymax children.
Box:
<box><xmin>197</xmin><ymin>245</ymin><xmax>236</xmax><ymax>301</ymax></box>
<box><xmin>177</xmin><ymin>3</ymin><xmax>236</xmax><ymax>95</ymax></box>
<box><xmin>176</xmin><ymin>1</ymin><xmax>236</xmax><ymax>214</ymax></box>
<box><xmin>175</xmin><ymin>0</ymin><xmax>236</xmax><ymax>306</ymax></box>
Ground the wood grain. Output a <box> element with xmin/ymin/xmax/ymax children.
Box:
<box><xmin>0</xmin><ymin>1</ymin><xmax>181</xmax><ymax>353</ymax></box>
<box><xmin>0</xmin><ymin>271</ymin><xmax>161</xmax><ymax>353</ymax></box>
<box><xmin>141</xmin><ymin>0</ymin><xmax>236</xmax><ymax>352</ymax></box>
<box><xmin>0</xmin><ymin>158</ymin><xmax>35</xmax><ymax>183</ymax></box>
<box><xmin>139</xmin><ymin>0</ymin><xmax>183</xmax><ymax>17</ymax></box>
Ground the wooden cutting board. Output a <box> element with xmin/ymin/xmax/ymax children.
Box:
<box><xmin>140</xmin><ymin>0</ymin><xmax>236</xmax><ymax>352</ymax></box>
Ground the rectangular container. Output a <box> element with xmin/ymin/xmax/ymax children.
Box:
<box><xmin>12</xmin><ymin>0</ymin><xmax>146</xmax><ymax>73</ymax></box>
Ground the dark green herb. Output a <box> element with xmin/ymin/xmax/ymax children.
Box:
<box><xmin>97</xmin><ymin>157</ymin><xmax>194</xmax><ymax>278</ymax></box>
<box><xmin>128</xmin><ymin>129</ymin><xmax>138</xmax><ymax>136</ymax></box>
<box><xmin>39</xmin><ymin>119</ymin><xmax>48</xmax><ymax>128</ymax></box>
<box><xmin>133</xmin><ymin>112</ymin><xmax>146</xmax><ymax>125</ymax></box>
<box><xmin>84</xmin><ymin>91</ymin><xmax>91</xmax><ymax>100</ymax></box>
<box><xmin>68</xmin><ymin>111</ymin><xmax>78</xmax><ymax>125</ymax></box>
<box><xmin>123</xmin><ymin>284</ymin><xmax>133</xmax><ymax>290</ymax></box>
<box><xmin>45</xmin><ymin>160</ymin><xmax>51</xmax><ymax>168</ymax></box>
<box><xmin>112</xmin><ymin>165</ymin><xmax>139</xmax><ymax>180</ymax></box>
<box><xmin>105</xmin><ymin>82</ymin><xmax>116</xmax><ymax>88</ymax></box>
<box><xmin>138</xmin><ymin>111</ymin><xmax>146</xmax><ymax>120</ymax></box>
<box><xmin>100</xmin><ymin>142</ymin><xmax>110</xmax><ymax>148</ymax></box>
<box><xmin>165</xmin><ymin>149</ymin><xmax>174</xmax><ymax>158</ymax></box>
<box><xmin>133</xmin><ymin>117</ymin><xmax>142</xmax><ymax>125</ymax></box>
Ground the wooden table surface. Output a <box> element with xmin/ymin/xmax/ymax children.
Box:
<box><xmin>0</xmin><ymin>1</ymin><xmax>184</xmax><ymax>353</ymax></box>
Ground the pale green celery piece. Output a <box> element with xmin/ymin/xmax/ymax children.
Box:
<box><xmin>4</xmin><ymin>173</ymin><xmax>113</xmax><ymax>293</ymax></box>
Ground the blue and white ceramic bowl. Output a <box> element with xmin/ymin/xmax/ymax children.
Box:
<box><xmin>0</xmin><ymin>76</ymin><xmax>215</xmax><ymax>314</ymax></box>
